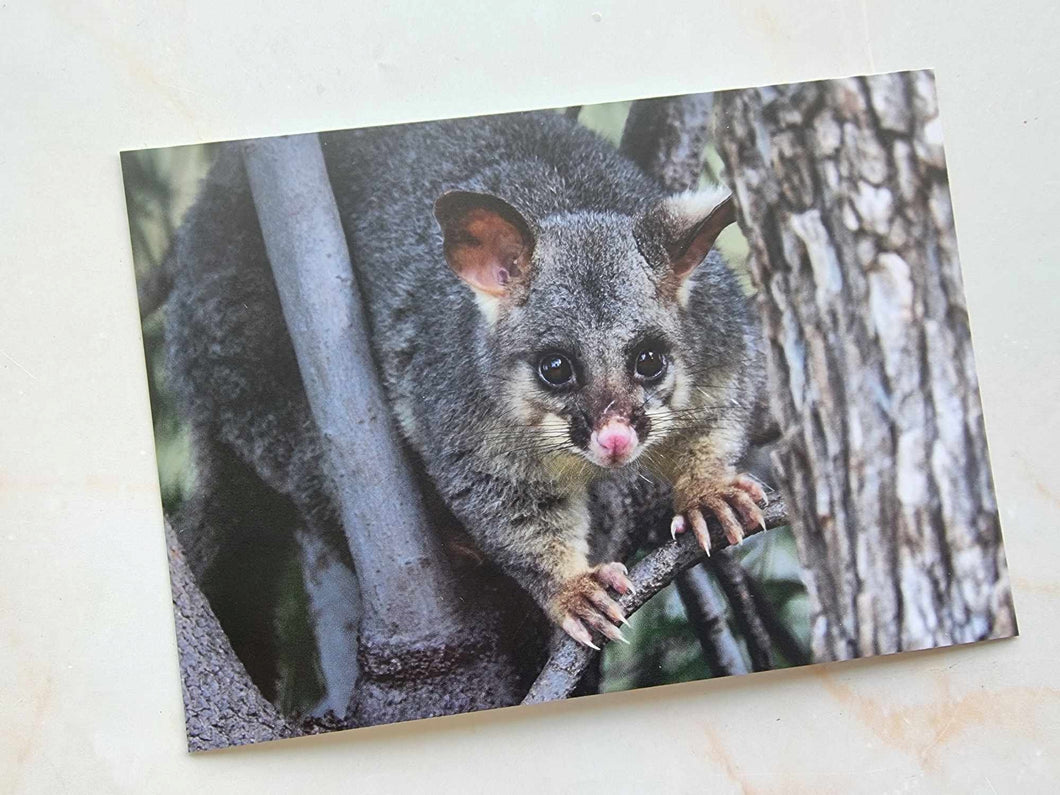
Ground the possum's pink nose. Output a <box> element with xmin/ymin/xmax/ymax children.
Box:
<box><xmin>592</xmin><ymin>419</ymin><xmax>638</xmax><ymax>464</ymax></box>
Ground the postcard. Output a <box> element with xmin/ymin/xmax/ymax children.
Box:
<box><xmin>120</xmin><ymin>68</ymin><xmax>1016</xmax><ymax>751</ymax></box>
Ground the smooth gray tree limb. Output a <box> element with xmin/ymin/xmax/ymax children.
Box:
<box><xmin>243</xmin><ymin>134</ymin><xmax>524</xmax><ymax>726</ymax></box>
<box><xmin>243</xmin><ymin>134</ymin><xmax>461</xmax><ymax>640</ymax></box>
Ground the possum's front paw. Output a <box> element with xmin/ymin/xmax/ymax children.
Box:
<box><xmin>671</xmin><ymin>473</ymin><xmax>767</xmax><ymax>553</ymax></box>
<box><xmin>549</xmin><ymin>562</ymin><xmax>635</xmax><ymax>650</ymax></box>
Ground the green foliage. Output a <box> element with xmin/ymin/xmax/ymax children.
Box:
<box><xmin>122</xmin><ymin>145</ymin><xmax>216</xmax><ymax>514</ymax></box>
<box><xmin>274</xmin><ymin>553</ymin><xmax>327</xmax><ymax>715</ymax></box>
<box><xmin>122</xmin><ymin>145</ymin><xmax>216</xmax><ymax>276</ymax></box>
<box><xmin>577</xmin><ymin>100</ymin><xmax>633</xmax><ymax>146</ymax></box>
<box><xmin>141</xmin><ymin>309</ymin><xmax>195</xmax><ymax>510</ymax></box>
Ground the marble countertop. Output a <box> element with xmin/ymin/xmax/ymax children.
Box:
<box><xmin>1</xmin><ymin>1</ymin><xmax>1057</xmax><ymax>791</ymax></box>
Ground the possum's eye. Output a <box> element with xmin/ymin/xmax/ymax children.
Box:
<box><xmin>633</xmin><ymin>348</ymin><xmax>668</xmax><ymax>383</ymax></box>
<box><xmin>537</xmin><ymin>353</ymin><xmax>576</xmax><ymax>389</ymax></box>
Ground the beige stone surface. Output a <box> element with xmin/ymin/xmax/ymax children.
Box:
<box><xmin>1</xmin><ymin>1</ymin><xmax>1056</xmax><ymax>792</ymax></box>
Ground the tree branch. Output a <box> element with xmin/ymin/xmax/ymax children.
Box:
<box><xmin>742</xmin><ymin>566</ymin><xmax>810</xmax><ymax>666</ymax></box>
<box><xmin>707</xmin><ymin>552</ymin><xmax>774</xmax><ymax>671</ymax></box>
<box><xmin>165</xmin><ymin>522</ymin><xmax>295</xmax><ymax>751</ymax></box>
<box><xmin>242</xmin><ymin>134</ymin><xmax>526</xmax><ymax>725</ymax></box>
<box><xmin>674</xmin><ymin>564</ymin><xmax>749</xmax><ymax>677</ymax></box>
<box><xmin>619</xmin><ymin>94</ymin><xmax>714</xmax><ymax>192</ymax></box>
<box><xmin>522</xmin><ymin>497</ymin><xmax>788</xmax><ymax>704</ymax></box>
<box><xmin>243</xmin><ymin>134</ymin><xmax>462</xmax><ymax>640</ymax></box>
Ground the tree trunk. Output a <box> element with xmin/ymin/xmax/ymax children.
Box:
<box><xmin>714</xmin><ymin>70</ymin><xmax>1017</xmax><ymax>662</ymax></box>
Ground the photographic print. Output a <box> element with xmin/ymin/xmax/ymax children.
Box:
<box><xmin>120</xmin><ymin>68</ymin><xmax>1016</xmax><ymax>751</ymax></box>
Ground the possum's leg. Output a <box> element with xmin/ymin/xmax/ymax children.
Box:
<box><xmin>671</xmin><ymin>472</ymin><xmax>767</xmax><ymax>552</ymax></box>
<box><xmin>662</xmin><ymin>430</ymin><xmax>768</xmax><ymax>553</ymax></box>
<box><xmin>450</xmin><ymin>479</ymin><xmax>634</xmax><ymax>649</ymax></box>
<box><xmin>549</xmin><ymin>562</ymin><xmax>636</xmax><ymax>649</ymax></box>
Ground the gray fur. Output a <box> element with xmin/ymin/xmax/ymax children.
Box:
<box><xmin>165</xmin><ymin>110</ymin><xmax>761</xmax><ymax>651</ymax></box>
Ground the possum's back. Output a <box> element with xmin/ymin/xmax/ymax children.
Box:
<box><xmin>318</xmin><ymin>110</ymin><xmax>661</xmax><ymax>311</ymax></box>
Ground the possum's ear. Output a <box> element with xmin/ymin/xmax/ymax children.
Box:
<box><xmin>434</xmin><ymin>191</ymin><xmax>535</xmax><ymax>298</ymax></box>
<box><xmin>637</xmin><ymin>188</ymin><xmax>736</xmax><ymax>280</ymax></box>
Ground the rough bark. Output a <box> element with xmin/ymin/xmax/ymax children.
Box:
<box><xmin>242</xmin><ymin>135</ymin><xmax>525</xmax><ymax>726</ymax></box>
<box><xmin>165</xmin><ymin>522</ymin><xmax>295</xmax><ymax>751</ymax></box>
<box><xmin>523</xmin><ymin>498</ymin><xmax>788</xmax><ymax>704</ymax></box>
<box><xmin>714</xmin><ymin>70</ymin><xmax>1016</xmax><ymax>662</ymax></box>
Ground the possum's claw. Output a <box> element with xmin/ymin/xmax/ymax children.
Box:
<box><xmin>672</xmin><ymin>472</ymin><xmax>768</xmax><ymax>552</ymax></box>
<box><xmin>550</xmin><ymin>562</ymin><xmax>634</xmax><ymax>649</ymax></box>
<box><xmin>594</xmin><ymin>561</ymin><xmax>634</xmax><ymax>595</ymax></box>
<box><xmin>670</xmin><ymin>514</ymin><xmax>687</xmax><ymax>540</ymax></box>
<box><xmin>688</xmin><ymin>507</ymin><xmax>713</xmax><ymax>554</ymax></box>
<box><xmin>561</xmin><ymin>616</ymin><xmax>599</xmax><ymax>650</ymax></box>
<box><xmin>671</xmin><ymin>508</ymin><xmax>712</xmax><ymax>554</ymax></box>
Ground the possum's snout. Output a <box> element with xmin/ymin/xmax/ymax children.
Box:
<box><xmin>587</xmin><ymin>418</ymin><xmax>639</xmax><ymax>468</ymax></box>
<box><xmin>567</xmin><ymin>396</ymin><xmax>655</xmax><ymax>469</ymax></box>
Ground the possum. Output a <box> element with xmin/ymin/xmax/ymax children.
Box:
<box><xmin>164</xmin><ymin>110</ymin><xmax>765</xmax><ymax>657</ymax></box>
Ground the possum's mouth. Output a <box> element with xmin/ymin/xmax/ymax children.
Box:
<box><xmin>582</xmin><ymin>447</ymin><xmax>646</xmax><ymax>470</ymax></box>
